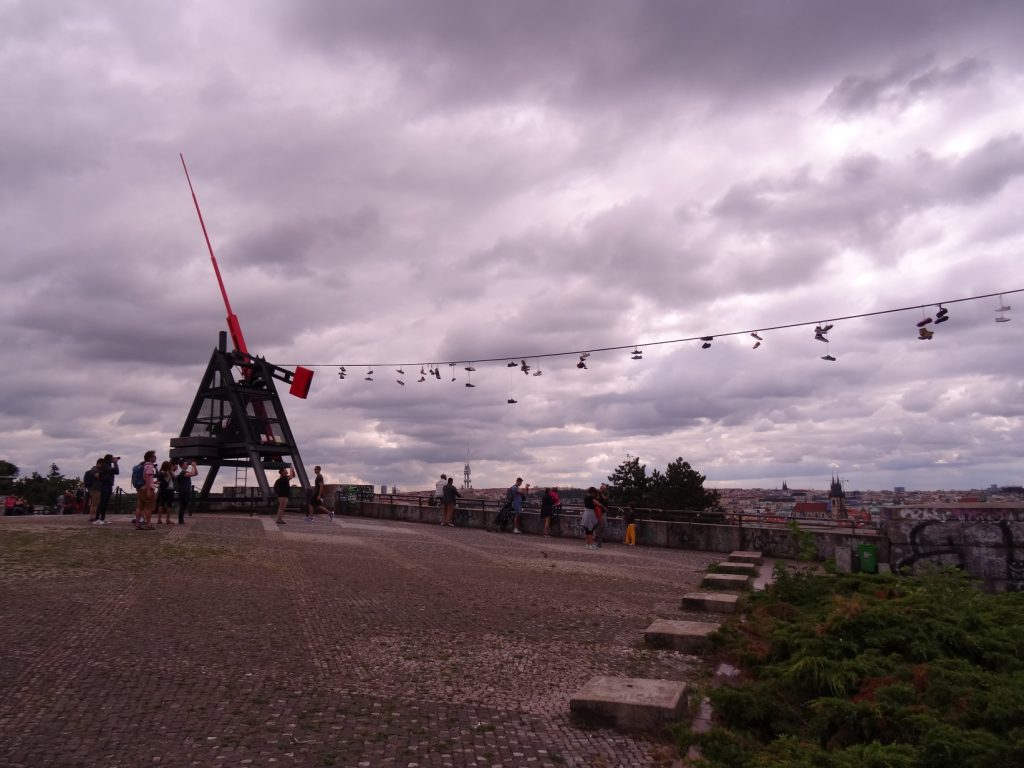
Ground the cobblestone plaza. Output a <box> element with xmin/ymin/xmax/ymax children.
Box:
<box><xmin>0</xmin><ymin>514</ymin><xmax>723</xmax><ymax>767</ymax></box>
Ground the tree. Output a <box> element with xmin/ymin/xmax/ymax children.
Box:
<box><xmin>606</xmin><ymin>455</ymin><xmax>650</xmax><ymax>506</ymax></box>
<box><xmin>12</xmin><ymin>464</ymin><xmax>79</xmax><ymax>506</ymax></box>
<box><xmin>646</xmin><ymin>457</ymin><xmax>720</xmax><ymax>512</ymax></box>
<box><xmin>0</xmin><ymin>459</ymin><xmax>19</xmax><ymax>493</ymax></box>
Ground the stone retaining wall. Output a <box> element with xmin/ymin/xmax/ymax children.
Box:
<box><xmin>336</xmin><ymin>498</ymin><xmax>882</xmax><ymax>561</ymax></box>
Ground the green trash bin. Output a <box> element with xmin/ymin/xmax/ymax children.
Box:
<box><xmin>857</xmin><ymin>542</ymin><xmax>878</xmax><ymax>574</ymax></box>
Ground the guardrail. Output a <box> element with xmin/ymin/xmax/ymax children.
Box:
<box><xmin>361</xmin><ymin>493</ymin><xmax>878</xmax><ymax>530</ymax></box>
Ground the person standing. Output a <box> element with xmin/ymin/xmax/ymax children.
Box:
<box><xmin>434</xmin><ymin>473</ymin><xmax>447</xmax><ymax>508</ymax></box>
<box><xmin>306</xmin><ymin>465</ymin><xmax>333</xmax><ymax>520</ymax></box>
<box><xmin>274</xmin><ymin>467</ymin><xmax>294</xmax><ymax>524</ymax></box>
<box><xmin>441</xmin><ymin>476</ymin><xmax>461</xmax><ymax>526</ymax></box>
<box><xmin>136</xmin><ymin>450</ymin><xmax>157</xmax><ymax>530</ymax></box>
<box><xmin>95</xmin><ymin>454</ymin><xmax>119</xmax><ymax>525</ymax></box>
<box><xmin>176</xmin><ymin>459</ymin><xmax>198</xmax><ymax>524</ymax></box>
<box><xmin>594</xmin><ymin>483</ymin><xmax>611</xmax><ymax>548</ymax></box>
<box><xmin>581</xmin><ymin>487</ymin><xmax>600</xmax><ymax>549</ymax></box>
<box><xmin>540</xmin><ymin>487</ymin><xmax>556</xmax><ymax>537</ymax></box>
<box><xmin>155</xmin><ymin>461</ymin><xmax>175</xmax><ymax>525</ymax></box>
<box><xmin>510</xmin><ymin>477</ymin><xmax>530</xmax><ymax>534</ymax></box>
<box><xmin>85</xmin><ymin>459</ymin><xmax>103</xmax><ymax>524</ymax></box>
<box><xmin>624</xmin><ymin>503</ymin><xmax>638</xmax><ymax>546</ymax></box>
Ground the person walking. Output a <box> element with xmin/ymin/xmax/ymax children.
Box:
<box><xmin>274</xmin><ymin>467</ymin><xmax>294</xmax><ymax>524</ymax></box>
<box><xmin>306</xmin><ymin>465</ymin><xmax>333</xmax><ymax>520</ymax></box>
<box><xmin>510</xmin><ymin>477</ymin><xmax>529</xmax><ymax>534</ymax></box>
<box><xmin>155</xmin><ymin>461</ymin><xmax>176</xmax><ymax>525</ymax></box>
<box><xmin>176</xmin><ymin>459</ymin><xmax>198</xmax><ymax>524</ymax></box>
<box><xmin>441</xmin><ymin>476</ymin><xmax>461</xmax><ymax>526</ymax></box>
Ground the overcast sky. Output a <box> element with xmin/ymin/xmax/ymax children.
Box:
<box><xmin>2</xmin><ymin>0</ymin><xmax>1023</xmax><ymax>495</ymax></box>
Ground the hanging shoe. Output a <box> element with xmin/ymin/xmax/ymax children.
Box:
<box><xmin>821</xmin><ymin>354</ymin><xmax>836</xmax><ymax>361</ymax></box>
<box><xmin>507</xmin><ymin>361</ymin><xmax>517</xmax><ymax>367</ymax></box>
<box><xmin>464</xmin><ymin>366</ymin><xmax>476</xmax><ymax>372</ymax></box>
<box><xmin>396</xmin><ymin>368</ymin><xmax>405</xmax><ymax>374</ymax></box>
<box><xmin>752</xmin><ymin>341</ymin><xmax>761</xmax><ymax>349</ymax></box>
<box><xmin>465</xmin><ymin>382</ymin><xmax>476</xmax><ymax>387</ymax></box>
<box><xmin>533</xmin><ymin>369</ymin><xmax>543</xmax><ymax>376</ymax></box>
<box><xmin>576</xmin><ymin>361</ymin><xmax>587</xmax><ymax>369</ymax></box>
<box><xmin>507</xmin><ymin>398</ymin><xmax>517</xmax><ymax>404</ymax></box>
<box><xmin>418</xmin><ymin>376</ymin><xmax>426</xmax><ymax>382</ymax></box>
<box><xmin>701</xmin><ymin>337</ymin><xmax>712</xmax><ymax>349</ymax></box>
<box><xmin>936</xmin><ymin>307</ymin><xmax>948</xmax><ymax>319</ymax></box>
<box><xmin>814</xmin><ymin>332</ymin><xmax>828</xmax><ymax>342</ymax></box>
<box><xmin>815</xmin><ymin>323</ymin><xmax>833</xmax><ymax>334</ymax></box>
<box><xmin>396</xmin><ymin>379</ymin><xmax>405</xmax><ymax>385</ymax></box>
<box><xmin>935</xmin><ymin>315</ymin><xmax>949</xmax><ymax>324</ymax></box>
<box><xmin>995</xmin><ymin>315</ymin><xmax>1011</xmax><ymax>323</ymax></box>
<box><xmin>918</xmin><ymin>327</ymin><xmax>934</xmax><ymax>339</ymax></box>
<box><xmin>916</xmin><ymin>318</ymin><xmax>933</xmax><ymax>327</ymax></box>
<box><xmin>750</xmin><ymin>332</ymin><xmax>763</xmax><ymax>341</ymax></box>
<box><xmin>520</xmin><ymin>360</ymin><xmax>530</xmax><ymax>374</ymax></box>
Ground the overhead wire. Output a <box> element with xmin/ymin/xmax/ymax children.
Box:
<box><xmin>281</xmin><ymin>287</ymin><xmax>1022</xmax><ymax>370</ymax></box>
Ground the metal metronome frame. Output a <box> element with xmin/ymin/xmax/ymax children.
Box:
<box><xmin>169</xmin><ymin>155</ymin><xmax>315</xmax><ymax>501</ymax></box>
<box><xmin>170</xmin><ymin>331</ymin><xmax>310</xmax><ymax>501</ymax></box>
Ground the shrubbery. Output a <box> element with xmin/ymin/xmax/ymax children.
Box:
<box><xmin>676</xmin><ymin>569</ymin><xmax>1024</xmax><ymax>767</ymax></box>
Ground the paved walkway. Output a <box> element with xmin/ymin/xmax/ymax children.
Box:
<box><xmin>0</xmin><ymin>513</ymin><xmax>723</xmax><ymax>767</ymax></box>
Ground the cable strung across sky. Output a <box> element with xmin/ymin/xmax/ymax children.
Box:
<box><xmin>284</xmin><ymin>287</ymin><xmax>1021</xmax><ymax>371</ymax></box>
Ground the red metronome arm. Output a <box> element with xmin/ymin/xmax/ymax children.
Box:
<box><xmin>180</xmin><ymin>154</ymin><xmax>313</xmax><ymax>400</ymax></box>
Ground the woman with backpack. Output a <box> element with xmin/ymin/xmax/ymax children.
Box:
<box><xmin>155</xmin><ymin>460</ymin><xmax>176</xmax><ymax>525</ymax></box>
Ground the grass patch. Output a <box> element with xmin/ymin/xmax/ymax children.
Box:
<box><xmin>0</xmin><ymin>529</ymin><xmax>247</xmax><ymax>576</ymax></box>
<box><xmin>676</xmin><ymin>567</ymin><xmax>1024</xmax><ymax>767</ymax></box>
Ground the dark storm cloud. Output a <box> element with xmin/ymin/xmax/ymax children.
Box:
<box><xmin>279</xmin><ymin>0</ymin><xmax>1024</xmax><ymax>112</ymax></box>
<box><xmin>823</xmin><ymin>56</ymin><xmax>991</xmax><ymax>114</ymax></box>
<box><xmin>711</xmin><ymin>136</ymin><xmax>1024</xmax><ymax>251</ymax></box>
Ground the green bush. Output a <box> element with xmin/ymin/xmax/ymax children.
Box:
<box><xmin>682</xmin><ymin>570</ymin><xmax>1024</xmax><ymax>768</ymax></box>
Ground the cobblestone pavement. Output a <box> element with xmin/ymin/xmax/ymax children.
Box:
<box><xmin>0</xmin><ymin>513</ymin><xmax>723</xmax><ymax>767</ymax></box>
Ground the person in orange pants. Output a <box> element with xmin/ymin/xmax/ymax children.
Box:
<box><xmin>624</xmin><ymin>504</ymin><xmax>638</xmax><ymax>546</ymax></box>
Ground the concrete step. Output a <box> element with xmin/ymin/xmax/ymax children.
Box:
<box><xmin>728</xmin><ymin>550</ymin><xmax>763</xmax><ymax>565</ymax></box>
<box><xmin>644</xmin><ymin>619</ymin><xmax>720</xmax><ymax>653</ymax></box>
<box><xmin>570</xmin><ymin>676</ymin><xmax>689</xmax><ymax>730</ymax></box>
<box><xmin>714</xmin><ymin>561</ymin><xmax>758</xmax><ymax>575</ymax></box>
<box><xmin>681</xmin><ymin>591</ymin><xmax>740</xmax><ymax>614</ymax></box>
<box><xmin>701</xmin><ymin>573</ymin><xmax>751</xmax><ymax>591</ymax></box>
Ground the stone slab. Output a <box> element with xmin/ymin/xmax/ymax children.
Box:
<box><xmin>681</xmin><ymin>591</ymin><xmax>740</xmax><ymax>613</ymax></box>
<box><xmin>702</xmin><ymin>573</ymin><xmax>750</xmax><ymax>590</ymax></box>
<box><xmin>644</xmin><ymin>619</ymin><xmax>719</xmax><ymax>653</ymax></box>
<box><xmin>714</xmin><ymin>561</ymin><xmax>757</xmax><ymax>575</ymax></box>
<box><xmin>728</xmin><ymin>550</ymin><xmax>763</xmax><ymax>564</ymax></box>
<box><xmin>569</xmin><ymin>676</ymin><xmax>688</xmax><ymax>730</ymax></box>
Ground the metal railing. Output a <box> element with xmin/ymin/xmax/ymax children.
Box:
<box><xmin>355</xmin><ymin>493</ymin><xmax>879</xmax><ymax>530</ymax></box>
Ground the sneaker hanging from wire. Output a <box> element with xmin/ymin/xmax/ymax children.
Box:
<box><xmin>918</xmin><ymin>327</ymin><xmax>934</xmax><ymax>340</ymax></box>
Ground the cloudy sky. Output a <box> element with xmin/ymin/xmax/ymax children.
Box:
<box><xmin>2</xmin><ymin>0</ymin><xmax>1023</xmax><ymax>495</ymax></box>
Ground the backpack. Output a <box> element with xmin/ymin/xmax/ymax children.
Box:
<box><xmin>131</xmin><ymin>462</ymin><xmax>145</xmax><ymax>490</ymax></box>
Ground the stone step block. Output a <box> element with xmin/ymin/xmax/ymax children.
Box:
<box><xmin>644</xmin><ymin>619</ymin><xmax>720</xmax><ymax>653</ymax></box>
<box><xmin>570</xmin><ymin>676</ymin><xmax>688</xmax><ymax>730</ymax></box>
<box><xmin>714</xmin><ymin>561</ymin><xmax>758</xmax><ymax>575</ymax></box>
<box><xmin>681</xmin><ymin>591</ymin><xmax>740</xmax><ymax>614</ymax></box>
<box><xmin>702</xmin><ymin>572</ymin><xmax>751</xmax><ymax>591</ymax></box>
<box><xmin>728</xmin><ymin>550</ymin><xmax>763</xmax><ymax>565</ymax></box>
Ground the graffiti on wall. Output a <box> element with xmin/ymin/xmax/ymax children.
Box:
<box><xmin>892</xmin><ymin>519</ymin><xmax>1024</xmax><ymax>592</ymax></box>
